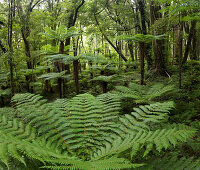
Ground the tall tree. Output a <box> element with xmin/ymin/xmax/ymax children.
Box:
<box><xmin>150</xmin><ymin>1</ymin><xmax>167</xmax><ymax>75</ymax></box>
<box><xmin>17</xmin><ymin>0</ymin><xmax>42</xmax><ymax>92</ymax></box>
<box><xmin>65</xmin><ymin>0</ymin><xmax>85</xmax><ymax>49</ymax></box>
<box><xmin>137</xmin><ymin>0</ymin><xmax>153</xmax><ymax>70</ymax></box>
<box><xmin>182</xmin><ymin>20</ymin><xmax>197</xmax><ymax>64</ymax></box>
<box><xmin>8</xmin><ymin>0</ymin><xmax>14</xmax><ymax>96</ymax></box>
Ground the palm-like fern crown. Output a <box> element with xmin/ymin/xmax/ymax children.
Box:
<box><xmin>43</xmin><ymin>25</ymin><xmax>80</xmax><ymax>42</ymax></box>
<box><xmin>0</xmin><ymin>93</ymin><xmax>197</xmax><ymax>169</ymax></box>
<box><xmin>112</xmin><ymin>82</ymin><xmax>175</xmax><ymax>103</ymax></box>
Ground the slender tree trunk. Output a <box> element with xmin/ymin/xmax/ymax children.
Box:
<box><xmin>139</xmin><ymin>42</ymin><xmax>145</xmax><ymax>85</ymax></box>
<box><xmin>128</xmin><ymin>41</ymin><xmax>134</xmax><ymax>61</ymax></box>
<box><xmin>59</xmin><ymin>41</ymin><xmax>65</xmax><ymax>54</ymax></box>
<box><xmin>173</xmin><ymin>25</ymin><xmax>180</xmax><ymax>64</ymax></box>
<box><xmin>191</xmin><ymin>27</ymin><xmax>197</xmax><ymax>60</ymax></box>
<box><xmin>179</xmin><ymin>23</ymin><xmax>183</xmax><ymax>89</ymax></box>
<box><xmin>57</xmin><ymin>41</ymin><xmax>65</xmax><ymax>98</ymax></box>
<box><xmin>135</xmin><ymin>42</ymin><xmax>138</xmax><ymax>61</ymax></box>
<box><xmin>8</xmin><ymin>0</ymin><xmax>14</xmax><ymax>96</ymax></box>
<box><xmin>21</xmin><ymin>28</ymin><xmax>34</xmax><ymax>92</ymax></box>
<box><xmin>58</xmin><ymin>77</ymin><xmax>62</xmax><ymax>98</ymax></box>
<box><xmin>138</xmin><ymin>0</ymin><xmax>153</xmax><ymax>70</ymax></box>
<box><xmin>89</xmin><ymin>63</ymin><xmax>94</xmax><ymax>86</ymax></box>
<box><xmin>73</xmin><ymin>60</ymin><xmax>79</xmax><ymax>94</ymax></box>
<box><xmin>73</xmin><ymin>37</ymin><xmax>80</xmax><ymax>94</ymax></box>
<box><xmin>0</xmin><ymin>96</ymin><xmax>4</xmax><ymax>106</ymax></box>
<box><xmin>182</xmin><ymin>20</ymin><xmax>197</xmax><ymax>64</ymax></box>
<box><xmin>45</xmin><ymin>67</ymin><xmax>50</xmax><ymax>92</ymax></box>
<box><xmin>100</xmin><ymin>70</ymin><xmax>107</xmax><ymax>93</ymax></box>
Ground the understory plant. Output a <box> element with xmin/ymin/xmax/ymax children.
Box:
<box><xmin>0</xmin><ymin>92</ymin><xmax>198</xmax><ymax>169</ymax></box>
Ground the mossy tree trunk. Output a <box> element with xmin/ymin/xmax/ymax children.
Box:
<box><xmin>150</xmin><ymin>1</ymin><xmax>167</xmax><ymax>76</ymax></box>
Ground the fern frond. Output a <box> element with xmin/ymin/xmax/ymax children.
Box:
<box><xmin>11</xmin><ymin>93</ymin><xmax>46</xmax><ymax>108</ymax></box>
<box><xmin>119</xmin><ymin>102</ymin><xmax>174</xmax><ymax>134</ymax></box>
<box><xmin>0</xmin><ymin>93</ymin><xmax>196</xmax><ymax>169</ymax></box>
<box><xmin>43</xmin><ymin>157</ymin><xmax>143</xmax><ymax>170</ymax></box>
<box><xmin>113</xmin><ymin>83</ymin><xmax>174</xmax><ymax>104</ymax></box>
<box><xmin>92</xmin><ymin>102</ymin><xmax>195</xmax><ymax>160</ymax></box>
<box><xmin>137</xmin><ymin>154</ymin><xmax>200</xmax><ymax>170</ymax></box>
<box><xmin>92</xmin><ymin>125</ymin><xmax>196</xmax><ymax>160</ymax></box>
<box><xmin>11</xmin><ymin>93</ymin><xmax>73</xmax><ymax>153</ymax></box>
<box><xmin>0</xmin><ymin>118</ymin><xmax>70</xmax><ymax>167</ymax></box>
<box><xmin>97</xmin><ymin>93</ymin><xmax>120</xmax><ymax>122</ymax></box>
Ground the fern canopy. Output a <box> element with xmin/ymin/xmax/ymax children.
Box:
<box><xmin>0</xmin><ymin>93</ymin><xmax>196</xmax><ymax>169</ymax></box>
<box><xmin>112</xmin><ymin>82</ymin><xmax>174</xmax><ymax>104</ymax></box>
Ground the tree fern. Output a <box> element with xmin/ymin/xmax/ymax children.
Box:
<box><xmin>112</xmin><ymin>82</ymin><xmax>174</xmax><ymax>104</ymax></box>
<box><xmin>0</xmin><ymin>93</ymin><xmax>197</xmax><ymax>169</ymax></box>
<box><xmin>0</xmin><ymin>115</ymin><xmax>70</xmax><ymax>167</ymax></box>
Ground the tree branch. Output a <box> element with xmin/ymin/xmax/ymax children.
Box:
<box><xmin>30</xmin><ymin>0</ymin><xmax>44</xmax><ymax>12</ymax></box>
<box><xmin>94</xmin><ymin>14</ymin><xmax>127</xmax><ymax>62</ymax></box>
<box><xmin>73</xmin><ymin>0</ymin><xmax>85</xmax><ymax>26</ymax></box>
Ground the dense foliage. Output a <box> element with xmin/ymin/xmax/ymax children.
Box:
<box><xmin>0</xmin><ymin>0</ymin><xmax>200</xmax><ymax>169</ymax></box>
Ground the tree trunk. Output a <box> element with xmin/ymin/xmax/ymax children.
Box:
<box><xmin>59</xmin><ymin>41</ymin><xmax>65</xmax><ymax>54</ymax></box>
<box><xmin>182</xmin><ymin>20</ymin><xmax>197</xmax><ymax>64</ymax></box>
<box><xmin>21</xmin><ymin>28</ymin><xmax>34</xmax><ymax>92</ymax></box>
<box><xmin>0</xmin><ymin>97</ymin><xmax>4</xmax><ymax>107</ymax></box>
<box><xmin>138</xmin><ymin>0</ymin><xmax>153</xmax><ymax>70</ymax></box>
<box><xmin>45</xmin><ymin>67</ymin><xmax>50</xmax><ymax>92</ymax></box>
<box><xmin>58</xmin><ymin>77</ymin><xmax>62</xmax><ymax>98</ymax></box>
<box><xmin>102</xmin><ymin>82</ymin><xmax>108</xmax><ymax>93</ymax></box>
<box><xmin>150</xmin><ymin>2</ymin><xmax>167</xmax><ymax>75</ymax></box>
<box><xmin>191</xmin><ymin>27</ymin><xmax>197</xmax><ymax>60</ymax></box>
<box><xmin>8</xmin><ymin>0</ymin><xmax>14</xmax><ymax>96</ymax></box>
<box><xmin>179</xmin><ymin>23</ymin><xmax>183</xmax><ymax>89</ymax></box>
<box><xmin>73</xmin><ymin>60</ymin><xmax>79</xmax><ymax>94</ymax></box>
<box><xmin>128</xmin><ymin>41</ymin><xmax>134</xmax><ymax>61</ymax></box>
<box><xmin>173</xmin><ymin>25</ymin><xmax>180</xmax><ymax>64</ymax></box>
<box><xmin>139</xmin><ymin>42</ymin><xmax>145</xmax><ymax>85</ymax></box>
<box><xmin>17</xmin><ymin>1</ymin><xmax>35</xmax><ymax>93</ymax></box>
<box><xmin>135</xmin><ymin>42</ymin><xmax>138</xmax><ymax>61</ymax></box>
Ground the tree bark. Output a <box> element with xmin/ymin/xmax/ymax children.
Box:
<box><xmin>173</xmin><ymin>25</ymin><xmax>180</xmax><ymax>64</ymax></box>
<box><xmin>8</xmin><ymin>0</ymin><xmax>14</xmax><ymax>96</ymax></box>
<box><xmin>73</xmin><ymin>60</ymin><xmax>79</xmax><ymax>94</ymax></box>
<box><xmin>139</xmin><ymin>42</ymin><xmax>145</xmax><ymax>85</ymax></box>
<box><xmin>191</xmin><ymin>27</ymin><xmax>197</xmax><ymax>60</ymax></box>
<box><xmin>73</xmin><ymin>37</ymin><xmax>80</xmax><ymax>95</ymax></box>
<box><xmin>59</xmin><ymin>41</ymin><xmax>65</xmax><ymax>54</ymax></box>
<box><xmin>138</xmin><ymin>0</ymin><xmax>153</xmax><ymax>70</ymax></box>
<box><xmin>128</xmin><ymin>41</ymin><xmax>134</xmax><ymax>61</ymax></box>
<box><xmin>150</xmin><ymin>2</ymin><xmax>167</xmax><ymax>75</ymax></box>
<box><xmin>179</xmin><ymin>23</ymin><xmax>183</xmax><ymax>89</ymax></box>
<box><xmin>182</xmin><ymin>20</ymin><xmax>197</xmax><ymax>64</ymax></box>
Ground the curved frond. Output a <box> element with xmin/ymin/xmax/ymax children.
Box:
<box><xmin>113</xmin><ymin>83</ymin><xmax>174</xmax><ymax>104</ymax></box>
